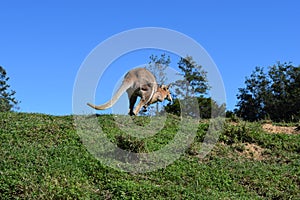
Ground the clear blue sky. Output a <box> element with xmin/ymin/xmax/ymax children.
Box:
<box><xmin>1</xmin><ymin>0</ymin><xmax>299</xmax><ymax>115</ymax></box>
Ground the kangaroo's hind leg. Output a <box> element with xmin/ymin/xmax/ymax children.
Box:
<box><xmin>128</xmin><ymin>94</ymin><xmax>137</xmax><ymax>116</ymax></box>
<box><xmin>133</xmin><ymin>99</ymin><xmax>146</xmax><ymax>116</ymax></box>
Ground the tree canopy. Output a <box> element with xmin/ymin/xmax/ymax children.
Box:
<box><xmin>235</xmin><ymin>62</ymin><xmax>300</xmax><ymax>122</ymax></box>
<box><xmin>173</xmin><ymin>56</ymin><xmax>209</xmax><ymax>99</ymax></box>
<box><xmin>164</xmin><ymin>56</ymin><xmax>225</xmax><ymax>118</ymax></box>
<box><xmin>0</xmin><ymin>66</ymin><xmax>19</xmax><ymax>112</ymax></box>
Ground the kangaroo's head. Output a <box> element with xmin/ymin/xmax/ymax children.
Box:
<box><xmin>159</xmin><ymin>84</ymin><xmax>172</xmax><ymax>102</ymax></box>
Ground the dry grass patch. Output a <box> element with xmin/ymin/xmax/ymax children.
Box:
<box><xmin>233</xmin><ymin>143</ymin><xmax>266</xmax><ymax>161</ymax></box>
<box><xmin>262</xmin><ymin>123</ymin><xmax>299</xmax><ymax>134</ymax></box>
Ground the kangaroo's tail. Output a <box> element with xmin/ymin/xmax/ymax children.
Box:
<box><xmin>87</xmin><ymin>80</ymin><xmax>132</xmax><ymax>110</ymax></box>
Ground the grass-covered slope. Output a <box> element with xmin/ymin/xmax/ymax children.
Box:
<box><xmin>0</xmin><ymin>112</ymin><xmax>299</xmax><ymax>199</ymax></box>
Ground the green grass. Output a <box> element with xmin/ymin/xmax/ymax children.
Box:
<box><xmin>0</xmin><ymin>112</ymin><xmax>299</xmax><ymax>199</ymax></box>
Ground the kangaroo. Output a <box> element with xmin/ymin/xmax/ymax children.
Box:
<box><xmin>87</xmin><ymin>67</ymin><xmax>172</xmax><ymax>116</ymax></box>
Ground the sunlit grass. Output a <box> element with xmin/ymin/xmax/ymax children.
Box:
<box><xmin>0</xmin><ymin>112</ymin><xmax>299</xmax><ymax>199</ymax></box>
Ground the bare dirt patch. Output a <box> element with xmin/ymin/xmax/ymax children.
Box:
<box><xmin>262</xmin><ymin>124</ymin><xmax>299</xmax><ymax>134</ymax></box>
<box><xmin>234</xmin><ymin>143</ymin><xmax>266</xmax><ymax>161</ymax></box>
<box><xmin>214</xmin><ymin>142</ymin><xmax>267</xmax><ymax>161</ymax></box>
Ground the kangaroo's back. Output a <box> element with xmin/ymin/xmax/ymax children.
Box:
<box><xmin>124</xmin><ymin>68</ymin><xmax>156</xmax><ymax>85</ymax></box>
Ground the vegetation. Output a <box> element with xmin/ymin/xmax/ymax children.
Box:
<box><xmin>1</xmin><ymin>58</ymin><xmax>299</xmax><ymax>198</ymax></box>
<box><xmin>164</xmin><ymin>56</ymin><xmax>220</xmax><ymax>118</ymax></box>
<box><xmin>148</xmin><ymin>58</ymin><xmax>300</xmax><ymax>123</ymax></box>
<box><xmin>1</xmin><ymin>112</ymin><xmax>299</xmax><ymax>199</ymax></box>
<box><xmin>143</xmin><ymin>54</ymin><xmax>171</xmax><ymax>115</ymax></box>
<box><xmin>165</xmin><ymin>97</ymin><xmax>226</xmax><ymax>118</ymax></box>
<box><xmin>0</xmin><ymin>66</ymin><xmax>19</xmax><ymax>112</ymax></box>
<box><xmin>173</xmin><ymin>56</ymin><xmax>209</xmax><ymax>98</ymax></box>
<box><xmin>146</xmin><ymin>54</ymin><xmax>170</xmax><ymax>85</ymax></box>
<box><xmin>235</xmin><ymin>62</ymin><xmax>300</xmax><ymax>122</ymax></box>
<box><xmin>143</xmin><ymin>54</ymin><xmax>223</xmax><ymax>118</ymax></box>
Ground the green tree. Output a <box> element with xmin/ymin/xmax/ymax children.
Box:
<box><xmin>174</xmin><ymin>56</ymin><xmax>209</xmax><ymax>98</ymax></box>
<box><xmin>165</xmin><ymin>56</ymin><xmax>212</xmax><ymax>117</ymax></box>
<box><xmin>235</xmin><ymin>62</ymin><xmax>300</xmax><ymax>122</ymax></box>
<box><xmin>266</xmin><ymin>62</ymin><xmax>300</xmax><ymax>121</ymax></box>
<box><xmin>235</xmin><ymin>66</ymin><xmax>270</xmax><ymax>121</ymax></box>
<box><xmin>165</xmin><ymin>97</ymin><xmax>226</xmax><ymax>119</ymax></box>
<box><xmin>0</xmin><ymin>66</ymin><xmax>19</xmax><ymax>112</ymax></box>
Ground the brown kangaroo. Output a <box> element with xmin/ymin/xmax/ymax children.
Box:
<box><xmin>87</xmin><ymin>67</ymin><xmax>172</xmax><ymax>115</ymax></box>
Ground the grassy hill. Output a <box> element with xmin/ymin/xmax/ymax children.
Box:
<box><xmin>0</xmin><ymin>112</ymin><xmax>299</xmax><ymax>199</ymax></box>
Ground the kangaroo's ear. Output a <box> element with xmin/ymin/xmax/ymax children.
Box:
<box><xmin>167</xmin><ymin>84</ymin><xmax>172</xmax><ymax>89</ymax></box>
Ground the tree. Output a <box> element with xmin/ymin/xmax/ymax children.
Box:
<box><xmin>174</xmin><ymin>56</ymin><xmax>209</xmax><ymax>99</ymax></box>
<box><xmin>235</xmin><ymin>62</ymin><xmax>300</xmax><ymax>122</ymax></box>
<box><xmin>265</xmin><ymin>63</ymin><xmax>300</xmax><ymax>121</ymax></box>
<box><xmin>0</xmin><ymin>66</ymin><xmax>19</xmax><ymax>112</ymax></box>
<box><xmin>147</xmin><ymin>54</ymin><xmax>170</xmax><ymax>85</ymax></box>
<box><xmin>235</xmin><ymin>66</ymin><xmax>270</xmax><ymax>121</ymax></box>
<box><xmin>165</xmin><ymin>97</ymin><xmax>226</xmax><ymax>119</ymax></box>
<box><xmin>165</xmin><ymin>56</ymin><xmax>211</xmax><ymax>117</ymax></box>
<box><xmin>142</xmin><ymin>54</ymin><xmax>170</xmax><ymax>115</ymax></box>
